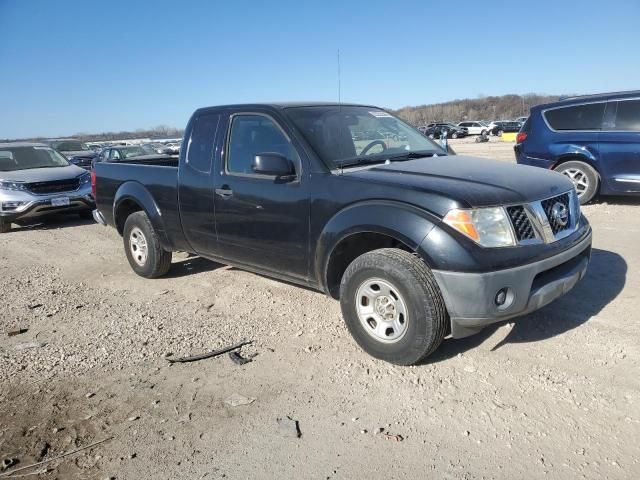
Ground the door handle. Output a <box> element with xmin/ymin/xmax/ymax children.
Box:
<box><xmin>215</xmin><ymin>186</ymin><xmax>233</xmax><ymax>198</ymax></box>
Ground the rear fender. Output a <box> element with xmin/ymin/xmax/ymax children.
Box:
<box><xmin>549</xmin><ymin>144</ymin><xmax>599</xmax><ymax>170</ymax></box>
<box><xmin>113</xmin><ymin>181</ymin><xmax>172</xmax><ymax>250</ymax></box>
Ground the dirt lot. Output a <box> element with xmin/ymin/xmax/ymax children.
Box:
<box><xmin>1</xmin><ymin>139</ymin><xmax>639</xmax><ymax>479</ymax></box>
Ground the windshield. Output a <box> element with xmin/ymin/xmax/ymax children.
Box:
<box><xmin>51</xmin><ymin>140</ymin><xmax>89</xmax><ymax>151</ymax></box>
<box><xmin>284</xmin><ymin>106</ymin><xmax>444</xmax><ymax>168</ymax></box>
<box><xmin>0</xmin><ymin>146</ymin><xmax>70</xmax><ymax>171</ymax></box>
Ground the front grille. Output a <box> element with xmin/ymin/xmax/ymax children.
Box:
<box><xmin>507</xmin><ymin>206</ymin><xmax>535</xmax><ymax>241</ymax></box>
<box><xmin>26</xmin><ymin>178</ymin><xmax>80</xmax><ymax>194</ymax></box>
<box><xmin>541</xmin><ymin>193</ymin><xmax>570</xmax><ymax>235</ymax></box>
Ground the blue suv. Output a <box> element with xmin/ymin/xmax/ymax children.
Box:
<box><xmin>515</xmin><ymin>91</ymin><xmax>640</xmax><ymax>204</ymax></box>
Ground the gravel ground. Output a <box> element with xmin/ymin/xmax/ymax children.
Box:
<box><xmin>1</xmin><ymin>141</ymin><xmax>639</xmax><ymax>479</ymax></box>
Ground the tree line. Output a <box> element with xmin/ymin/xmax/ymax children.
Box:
<box><xmin>2</xmin><ymin>125</ymin><xmax>184</xmax><ymax>144</ymax></box>
<box><xmin>4</xmin><ymin>94</ymin><xmax>571</xmax><ymax>142</ymax></box>
<box><xmin>393</xmin><ymin>93</ymin><xmax>566</xmax><ymax>126</ymax></box>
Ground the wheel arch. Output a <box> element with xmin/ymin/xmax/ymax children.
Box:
<box><xmin>316</xmin><ymin>201</ymin><xmax>437</xmax><ymax>298</ymax></box>
<box><xmin>113</xmin><ymin>182</ymin><xmax>172</xmax><ymax>250</ymax></box>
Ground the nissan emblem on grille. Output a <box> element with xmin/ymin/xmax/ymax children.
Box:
<box><xmin>551</xmin><ymin>202</ymin><xmax>569</xmax><ymax>227</ymax></box>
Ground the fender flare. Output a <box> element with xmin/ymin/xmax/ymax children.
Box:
<box><xmin>113</xmin><ymin>181</ymin><xmax>172</xmax><ymax>250</ymax></box>
<box><xmin>550</xmin><ymin>144</ymin><xmax>599</xmax><ymax>169</ymax></box>
<box><xmin>314</xmin><ymin>200</ymin><xmax>438</xmax><ymax>292</ymax></box>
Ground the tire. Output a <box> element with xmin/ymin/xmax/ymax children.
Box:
<box><xmin>480</xmin><ymin>129</ymin><xmax>487</xmax><ymax>136</ymax></box>
<box><xmin>497</xmin><ymin>130</ymin><xmax>504</xmax><ymax>137</ymax></box>
<box><xmin>0</xmin><ymin>218</ymin><xmax>11</xmax><ymax>233</ymax></box>
<box><xmin>123</xmin><ymin>211</ymin><xmax>172</xmax><ymax>278</ymax></box>
<box><xmin>339</xmin><ymin>248</ymin><xmax>448</xmax><ymax>365</ymax></box>
<box><xmin>554</xmin><ymin>160</ymin><xmax>599</xmax><ymax>204</ymax></box>
<box><xmin>451</xmin><ymin>132</ymin><xmax>458</xmax><ymax>139</ymax></box>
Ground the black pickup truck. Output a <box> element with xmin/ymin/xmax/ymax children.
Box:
<box><xmin>93</xmin><ymin>103</ymin><xmax>592</xmax><ymax>365</ymax></box>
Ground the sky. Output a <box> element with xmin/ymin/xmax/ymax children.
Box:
<box><xmin>1</xmin><ymin>0</ymin><xmax>639</xmax><ymax>139</ymax></box>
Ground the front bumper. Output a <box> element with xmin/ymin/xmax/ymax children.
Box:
<box><xmin>0</xmin><ymin>185</ymin><xmax>94</xmax><ymax>222</ymax></box>
<box><xmin>432</xmin><ymin>228</ymin><xmax>592</xmax><ymax>338</ymax></box>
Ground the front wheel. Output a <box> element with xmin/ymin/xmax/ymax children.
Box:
<box><xmin>451</xmin><ymin>132</ymin><xmax>458</xmax><ymax>139</ymax></box>
<box><xmin>123</xmin><ymin>211</ymin><xmax>172</xmax><ymax>278</ymax></box>
<box><xmin>339</xmin><ymin>249</ymin><xmax>448</xmax><ymax>365</ymax></box>
<box><xmin>555</xmin><ymin>161</ymin><xmax>599</xmax><ymax>204</ymax></box>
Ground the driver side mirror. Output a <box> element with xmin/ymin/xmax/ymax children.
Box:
<box><xmin>252</xmin><ymin>153</ymin><xmax>295</xmax><ymax>178</ymax></box>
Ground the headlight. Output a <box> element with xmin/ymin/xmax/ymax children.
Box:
<box><xmin>0</xmin><ymin>180</ymin><xmax>27</xmax><ymax>191</ymax></box>
<box><xmin>443</xmin><ymin>207</ymin><xmax>516</xmax><ymax>247</ymax></box>
<box><xmin>78</xmin><ymin>172</ymin><xmax>91</xmax><ymax>185</ymax></box>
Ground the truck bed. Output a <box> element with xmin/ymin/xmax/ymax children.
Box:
<box><xmin>110</xmin><ymin>154</ymin><xmax>179</xmax><ymax>167</ymax></box>
<box><xmin>94</xmin><ymin>157</ymin><xmax>186</xmax><ymax>250</ymax></box>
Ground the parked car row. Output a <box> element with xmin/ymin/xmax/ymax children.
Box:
<box><xmin>0</xmin><ymin>142</ymin><xmax>94</xmax><ymax>233</ymax></box>
<box><xmin>419</xmin><ymin>123</ymin><xmax>469</xmax><ymax>139</ymax></box>
<box><xmin>0</xmin><ymin>137</ymin><xmax>180</xmax><ymax>233</ymax></box>
<box><xmin>417</xmin><ymin>119</ymin><xmax>526</xmax><ymax>138</ymax></box>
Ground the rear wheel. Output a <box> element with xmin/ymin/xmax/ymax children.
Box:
<box><xmin>555</xmin><ymin>161</ymin><xmax>599</xmax><ymax>204</ymax></box>
<box><xmin>340</xmin><ymin>248</ymin><xmax>448</xmax><ymax>365</ymax></box>
<box><xmin>123</xmin><ymin>211</ymin><xmax>172</xmax><ymax>278</ymax></box>
<box><xmin>0</xmin><ymin>218</ymin><xmax>11</xmax><ymax>233</ymax></box>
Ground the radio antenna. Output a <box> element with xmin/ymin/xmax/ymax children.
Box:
<box><xmin>337</xmin><ymin>48</ymin><xmax>341</xmax><ymax>104</ymax></box>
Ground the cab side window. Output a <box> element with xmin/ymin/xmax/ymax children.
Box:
<box><xmin>109</xmin><ymin>149</ymin><xmax>121</xmax><ymax>161</ymax></box>
<box><xmin>187</xmin><ymin>113</ymin><xmax>220</xmax><ymax>173</ymax></box>
<box><xmin>226</xmin><ymin>115</ymin><xmax>297</xmax><ymax>175</ymax></box>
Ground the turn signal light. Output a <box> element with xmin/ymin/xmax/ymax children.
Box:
<box><xmin>442</xmin><ymin>210</ymin><xmax>480</xmax><ymax>242</ymax></box>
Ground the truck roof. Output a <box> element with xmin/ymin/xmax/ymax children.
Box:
<box><xmin>195</xmin><ymin>102</ymin><xmax>380</xmax><ymax>113</ymax></box>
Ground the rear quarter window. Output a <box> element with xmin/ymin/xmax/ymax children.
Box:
<box><xmin>544</xmin><ymin>103</ymin><xmax>605</xmax><ymax>131</ymax></box>
<box><xmin>186</xmin><ymin>113</ymin><xmax>220</xmax><ymax>173</ymax></box>
<box><xmin>613</xmin><ymin>99</ymin><xmax>640</xmax><ymax>131</ymax></box>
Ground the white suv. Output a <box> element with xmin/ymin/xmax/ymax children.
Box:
<box><xmin>457</xmin><ymin>121</ymin><xmax>489</xmax><ymax>135</ymax></box>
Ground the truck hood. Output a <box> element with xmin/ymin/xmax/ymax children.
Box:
<box><xmin>343</xmin><ymin>155</ymin><xmax>574</xmax><ymax>211</ymax></box>
<box><xmin>0</xmin><ymin>165</ymin><xmax>86</xmax><ymax>183</ymax></box>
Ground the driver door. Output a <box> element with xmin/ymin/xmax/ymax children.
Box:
<box><xmin>214</xmin><ymin>112</ymin><xmax>310</xmax><ymax>280</ymax></box>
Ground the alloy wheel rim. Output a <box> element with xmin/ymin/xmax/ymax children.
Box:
<box><xmin>130</xmin><ymin>227</ymin><xmax>148</xmax><ymax>266</ymax></box>
<box><xmin>562</xmin><ymin>168</ymin><xmax>589</xmax><ymax>197</ymax></box>
<box><xmin>355</xmin><ymin>278</ymin><xmax>408</xmax><ymax>343</ymax></box>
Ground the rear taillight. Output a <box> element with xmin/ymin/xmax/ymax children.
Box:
<box><xmin>516</xmin><ymin>132</ymin><xmax>528</xmax><ymax>144</ymax></box>
<box><xmin>91</xmin><ymin>168</ymin><xmax>97</xmax><ymax>199</ymax></box>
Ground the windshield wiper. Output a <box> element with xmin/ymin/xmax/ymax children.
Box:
<box><xmin>336</xmin><ymin>157</ymin><xmax>389</xmax><ymax>169</ymax></box>
<box><xmin>337</xmin><ymin>150</ymin><xmax>442</xmax><ymax>170</ymax></box>
<box><xmin>384</xmin><ymin>151</ymin><xmax>441</xmax><ymax>162</ymax></box>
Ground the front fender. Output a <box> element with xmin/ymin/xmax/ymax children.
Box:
<box><xmin>315</xmin><ymin>200</ymin><xmax>438</xmax><ymax>290</ymax></box>
<box><xmin>113</xmin><ymin>181</ymin><xmax>172</xmax><ymax>250</ymax></box>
